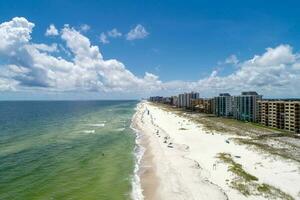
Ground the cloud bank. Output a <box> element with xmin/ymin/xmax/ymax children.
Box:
<box><xmin>1</xmin><ymin>17</ymin><xmax>300</xmax><ymax>98</ymax></box>
<box><xmin>0</xmin><ymin>17</ymin><xmax>161</xmax><ymax>95</ymax></box>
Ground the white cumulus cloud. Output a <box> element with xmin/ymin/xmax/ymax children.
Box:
<box><xmin>80</xmin><ymin>24</ymin><xmax>90</xmax><ymax>32</ymax></box>
<box><xmin>45</xmin><ymin>24</ymin><xmax>58</xmax><ymax>36</ymax></box>
<box><xmin>225</xmin><ymin>54</ymin><xmax>239</xmax><ymax>64</ymax></box>
<box><xmin>32</xmin><ymin>43</ymin><xmax>58</xmax><ymax>52</ymax></box>
<box><xmin>194</xmin><ymin>44</ymin><xmax>300</xmax><ymax>97</ymax></box>
<box><xmin>0</xmin><ymin>17</ymin><xmax>34</xmax><ymax>53</ymax></box>
<box><xmin>99</xmin><ymin>32</ymin><xmax>109</xmax><ymax>44</ymax></box>
<box><xmin>126</xmin><ymin>24</ymin><xmax>149</xmax><ymax>40</ymax></box>
<box><xmin>0</xmin><ymin>17</ymin><xmax>161</xmax><ymax>94</ymax></box>
<box><xmin>107</xmin><ymin>28</ymin><xmax>122</xmax><ymax>38</ymax></box>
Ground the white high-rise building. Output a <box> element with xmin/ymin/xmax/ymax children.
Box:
<box><xmin>177</xmin><ymin>92</ymin><xmax>199</xmax><ymax>108</ymax></box>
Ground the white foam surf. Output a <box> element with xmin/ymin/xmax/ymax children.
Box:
<box><xmin>82</xmin><ymin>130</ymin><xmax>95</xmax><ymax>134</ymax></box>
<box><xmin>115</xmin><ymin>127</ymin><xmax>125</xmax><ymax>132</ymax></box>
<box><xmin>130</xmin><ymin>117</ymin><xmax>145</xmax><ymax>200</ymax></box>
<box><xmin>86</xmin><ymin>123</ymin><xmax>105</xmax><ymax>127</ymax></box>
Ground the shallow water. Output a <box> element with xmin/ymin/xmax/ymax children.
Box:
<box><xmin>0</xmin><ymin>100</ymin><xmax>137</xmax><ymax>200</ymax></box>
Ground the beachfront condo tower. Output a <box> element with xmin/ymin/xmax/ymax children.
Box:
<box><xmin>258</xmin><ymin>100</ymin><xmax>300</xmax><ymax>133</ymax></box>
<box><xmin>178</xmin><ymin>92</ymin><xmax>200</xmax><ymax>108</ymax></box>
<box><xmin>214</xmin><ymin>93</ymin><xmax>233</xmax><ymax>117</ymax></box>
<box><xmin>232</xmin><ymin>91</ymin><xmax>262</xmax><ymax>122</ymax></box>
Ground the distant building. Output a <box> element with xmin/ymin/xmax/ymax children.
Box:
<box><xmin>258</xmin><ymin>100</ymin><xmax>300</xmax><ymax>133</ymax></box>
<box><xmin>232</xmin><ymin>91</ymin><xmax>262</xmax><ymax>122</ymax></box>
<box><xmin>162</xmin><ymin>97</ymin><xmax>172</xmax><ymax>104</ymax></box>
<box><xmin>171</xmin><ymin>96</ymin><xmax>178</xmax><ymax>106</ymax></box>
<box><xmin>214</xmin><ymin>93</ymin><xmax>233</xmax><ymax>117</ymax></box>
<box><xmin>149</xmin><ymin>96</ymin><xmax>163</xmax><ymax>102</ymax></box>
<box><xmin>178</xmin><ymin>92</ymin><xmax>199</xmax><ymax>108</ymax></box>
<box><xmin>258</xmin><ymin>100</ymin><xmax>270</xmax><ymax>127</ymax></box>
<box><xmin>191</xmin><ymin>98</ymin><xmax>214</xmax><ymax>114</ymax></box>
<box><xmin>178</xmin><ymin>93</ymin><xmax>185</xmax><ymax>108</ymax></box>
<box><xmin>209</xmin><ymin>98</ymin><xmax>215</xmax><ymax>114</ymax></box>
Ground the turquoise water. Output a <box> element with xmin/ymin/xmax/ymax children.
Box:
<box><xmin>0</xmin><ymin>100</ymin><xmax>138</xmax><ymax>200</ymax></box>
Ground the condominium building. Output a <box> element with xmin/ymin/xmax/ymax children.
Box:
<box><xmin>191</xmin><ymin>98</ymin><xmax>202</xmax><ymax>111</ymax></box>
<box><xmin>232</xmin><ymin>91</ymin><xmax>262</xmax><ymax>122</ymax></box>
<box><xmin>149</xmin><ymin>96</ymin><xmax>163</xmax><ymax>102</ymax></box>
<box><xmin>258</xmin><ymin>100</ymin><xmax>269</xmax><ymax>126</ymax></box>
<box><xmin>258</xmin><ymin>100</ymin><xmax>300</xmax><ymax>133</ymax></box>
<box><xmin>209</xmin><ymin>98</ymin><xmax>215</xmax><ymax>114</ymax></box>
<box><xmin>171</xmin><ymin>96</ymin><xmax>178</xmax><ymax>106</ymax></box>
<box><xmin>214</xmin><ymin>93</ymin><xmax>233</xmax><ymax>117</ymax></box>
<box><xmin>191</xmin><ymin>98</ymin><xmax>214</xmax><ymax>114</ymax></box>
<box><xmin>162</xmin><ymin>97</ymin><xmax>172</xmax><ymax>104</ymax></box>
<box><xmin>178</xmin><ymin>92</ymin><xmax>199</xmax><ymax>108</ymax></box>
<box><xmin>284</xmin><ymin>101</ymin><xmax>300</xmax><ymax>133</ymax></box>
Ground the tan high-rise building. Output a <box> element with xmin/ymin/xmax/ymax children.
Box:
<box><xmin>284</xmin><ymin>101</ymin><xmax>300</xmax><ymax>133</ymax></box>
<box><xmin>258</xmin><ymin>100</ymin><xmax>300</xmax><ymax>133</ymax></box>
<box><xmin>258</xmin><ymin>101</ymin><xmax>269</xmax><ymax>126</ymax></box>
<box><xmin>191</xmin><ymin>98</ymin><xmax>213</xmax><ymax>114</ymax></box>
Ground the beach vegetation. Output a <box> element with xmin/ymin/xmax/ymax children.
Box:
<box><xmin>217</xmin><ymin>153</ymin><xmax>258</xmax><ymax>182</ymax></box>
<box><xmin>235</xmin><ymin>138</ymin><xmax>300</xmax><ymax>163</ymax></box>
<box><xmin>217</xmin><ymin>153</ymin><xmax>294</xmax><ymax>200</ymax></box>
<box><xmin>257</xmin><ymin>184</ymin><xmax>270</xmax><ymax>193</ymax></box>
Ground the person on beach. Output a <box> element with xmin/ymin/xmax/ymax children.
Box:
<box><xmin>213</xmin><ymin>163</ymin><xmax>217</xmax><ymax>170</ymax></box>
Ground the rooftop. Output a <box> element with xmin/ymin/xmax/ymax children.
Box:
<box><xmin>241</xmin><ymin>91</ymin><xmax>259</xmax><ymax>95</ymax></box>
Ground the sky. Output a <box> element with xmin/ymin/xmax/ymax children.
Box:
<box><xmin>1</xmin><ymin>0</ymin><xmax>300</xmax><ymax>100</ymax></box>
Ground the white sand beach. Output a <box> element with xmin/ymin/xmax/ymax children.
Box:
<box><xmin>132</xmin><ymin>101</ymin><xmax>300</xmax><ymax>200</ymax></box>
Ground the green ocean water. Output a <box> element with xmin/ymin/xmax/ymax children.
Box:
<box><xmin>0</xmin><ymin>100</ymin><xmax>138</xmax><ymax>200</ymax></box>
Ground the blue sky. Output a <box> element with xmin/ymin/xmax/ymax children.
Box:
<box><xmin>1</xmin><ymin>0</ymin><xmax>300</xmax><ymax>100</ymax></box>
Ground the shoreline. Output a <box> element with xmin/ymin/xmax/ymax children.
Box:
<box><xmin>138</xmin><ymin>133</ymin><xmax>159</xmax><ymax>200</ymax></box>
<box><xmin>131</xmin><ymin>102</ymin><xmax>160</xmax><ymax>200</ymax></box>
<box><xmin>132</xmin><ymin>101</ymin><xmax>300</xmax><ymax>200</ymax></box>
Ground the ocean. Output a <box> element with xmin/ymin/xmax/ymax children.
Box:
<box><xmin>0</xmin><ymin>100</ymin><xmax>139</xmax><ymax>200</ymax></box>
